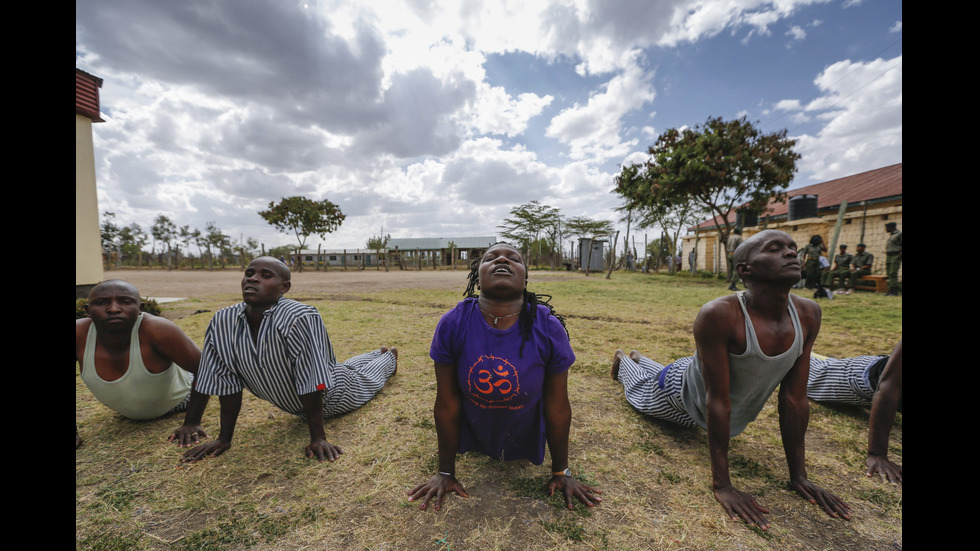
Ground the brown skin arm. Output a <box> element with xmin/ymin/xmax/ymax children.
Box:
<box><xmin>142</xmin><ymin>314</ymin><xmax>203</xmax><ymax>374</ymax></box>
<box><xmin>408</xmin><ymin>362</ymin><xmax>469</xmax><ymax>511</ymax></box>
<box><xmin>694</xmin><ymin>298</ymin><xmax>772</xmax><ymax>530</ymax></box>
<box><xmin>778</xmin><ymin>298</ymin><xmax>850</xmax><ymax>520</ymax></box>
<box><xmin>298</xmin><ymin>390</ymin><xmax>342</xmax><ymax>462</ymax></box>
<box><xmin>867</xmin><ymin>340</ymin><xmax>902</xmax><ymax>483</ymax></box>
<box><xmin>182</xmin><ymin>392</ymin><xmax>242</xmax><ymax>462</ymax></box>
<box><xmin>139</xmin><ymin>315</ymin><xmax>214</xmax><ymax>446</ymax></box>
<box><xmin>76</xmin><ymin>319</ymin><xmax>90</xmax><ymax>448</ymax></box>
<box><xmin>543</xmin><ymin>370</ymin><xmax>601</xmax><ymax>509</ymax></box>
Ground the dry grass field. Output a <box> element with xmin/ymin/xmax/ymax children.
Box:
<box><xmin>76</xmin><ymin>267</ymin><xmax>902</xmax><ymax>550</ymax></box>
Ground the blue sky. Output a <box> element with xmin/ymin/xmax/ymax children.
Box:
<box><xmin>76</xmin><ymin>0</ymin><xmax>902</xmax><ymax>252</ymax></box>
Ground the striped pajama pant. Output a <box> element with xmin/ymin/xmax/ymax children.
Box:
<box><xmin>618</xmin><ymin>354</ymin><xmax>697</xmax><ymax>428</ymax></box>
<box><xmin>321</xmin><ymin>348</ymin><xmax>398</xmax><ymax>418</ymax></box>
<box><xmin>806</xmin><ymin>355</ymin><xmax>883</xmax><ymax>407</ymax></box>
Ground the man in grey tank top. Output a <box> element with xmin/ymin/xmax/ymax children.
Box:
<box><xmin>75</xmin><ymin>280</ymin><xmax>211</xmax><ymax>449</ymax></box>
<box><xmin>612</xmin><ymin>230</ymin><xmax>850</xmax><ymax>531</ymax></box>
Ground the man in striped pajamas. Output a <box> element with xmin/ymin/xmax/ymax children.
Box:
<box><xmin>181</xmin><ymin>257</ymin><xmax>397</xmax><ymax>463</ymax></box>
<box><xmin>808</xmin><ymin>340</ymin><xmax>902</xmax><ymax>483</ymax></box>
<box><xmin>611</xmin><ymin>230</ymin><xmax>849</xmax><ymax>531</ymax></box>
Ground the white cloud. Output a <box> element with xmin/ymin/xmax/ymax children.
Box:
<box><xmin>794</xmin><ymin>55</ymin><xmax>902</xmax><ymax>181</ymax></box>
<box><xmin>786</xmin><ymin>25</ymin><xmax>806</xmax><ymax>40</ymax></box>
<box><xmin>545</xmin><ymin>59</ymin><xmax>655</xmax><ymax>162</ymax></box>
<box><xmin>890</xmin><ymin>21</ymin><xmax>902</xmax><ymax>33</ymax></box>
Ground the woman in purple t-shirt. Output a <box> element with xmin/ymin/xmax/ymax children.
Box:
<box><xmin>408</xmin><ymin>243</ymin><xmax>602</xmax><ymax>511</ymax></box>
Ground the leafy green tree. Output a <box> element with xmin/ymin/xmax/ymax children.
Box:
<box><xmin>259</xmin><ymin>196</ymin><xmax>346</xmax><ymax>272</ymax></box>
<box><xmin>366</xmin><ymin>233</ymin><xmax>391</xmax><ymax>271</ymax></box>
<box><xmin>235</xmin><ymin>237</ymin><xmax>260</xmax><ymax>268</ymax></box>
<box><xmin>616</xmin><ymin>163</ymin><xmax>706</xmax><ymax>274</ymax></box>
<box><xmin>119</xmin><ymin>223</ymin><xmax>149</xmax><ymax>268</ymax></box>
<box><xmin>615</xmin><ymin>116</ymin><xmax>800</xmax><ymax>268</ymax></box>
<box><xmin>204</xmin><ymin>221</ymin><xmax>228</xmax><ymax>271</ymax></box>
<box><xmin>497</xmin><ymin>201</ymin><xmax>561</xmax><ymax>267</ymax></box>
<box><xmin>151</xmin><ymin>215</ymin><xmax>178</xmax><ymax>270</ymax></box>
<box><xmin>100</xmin><ymin>212</ymin><xmax>121</xmax><ymax>269</ymax></box>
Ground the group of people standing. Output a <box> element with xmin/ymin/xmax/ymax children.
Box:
<box><xmin>77</xmin><ymin>231</ymin><xmax>901</xmax><ymax>533</ymax></box>
<box><xmin>770</xmin><ymin>222</ymin><xmax>902</xmax><ymax>297</ymax></box>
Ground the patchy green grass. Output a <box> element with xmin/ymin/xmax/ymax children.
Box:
<box><xmin>77</xmin><ymin>269</ymin><xmax>901</xmax><ymax>549</ymax></box>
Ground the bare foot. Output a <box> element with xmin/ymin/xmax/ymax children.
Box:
<box><xmin>381</xmin><ymin>346</ymin><xmax>398</xmax><ymax>376</ymax></box>
<box><xmin>611</xmin><ymin>349</ymin><xmax>624</xmax><ymax>380</ymax></box>
<box><xmin>629</xmin><ymin>350</ymin><xmax>642</xmax><ymax>364</ymax></box>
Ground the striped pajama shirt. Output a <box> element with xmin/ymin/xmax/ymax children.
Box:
<box><xmin>195</xmin><ymin>299</ymin><xmax>395</xmax><ymax>419</ymax></box>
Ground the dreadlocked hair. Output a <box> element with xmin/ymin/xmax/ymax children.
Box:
<box><xmin>463</xmin><ymin>243</ymin><xmax>569</xmax><ymax>356</ymax></box>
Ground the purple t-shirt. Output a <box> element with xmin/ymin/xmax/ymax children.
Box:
<box><xmin>429</xmin><ymin>298</ymin><xmax>575</xmax><ymax>465</ymax></box>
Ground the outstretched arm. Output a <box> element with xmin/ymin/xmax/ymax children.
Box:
<box><xmin>181</xmin><ymin>392</ymin><xmax>241</xmax><ymax>462</ymax></box>
<box><xmin>778</xmin><ymin>299</ymin><xmax>849</xmax><ymax>520</ymax></box>
<box><xmin>695</xmin><ymin>301</ymin><xmax>772</xmax><ymax>530</ymax></box>
<box><xmin>408</xmin><ymin>362</ymin><xmax>468</xmax><ymax>511</ymax></box>
<box><xmin>544</xmin><ymin>370</ymin><xmax>601</xmax><ymax>509</ymax></box>
<box><xmin>867</xmin><ymin>341</ymin><xmax>902</xmax><ymax>483</ymax></box>
<box><xmin>299</xmin><ymin>390</ymin><xmax>342</xmax><ymax>462</ymax></box>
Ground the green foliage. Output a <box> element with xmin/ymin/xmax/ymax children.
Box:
<box><xmin>141</xmin><ymin>297</ymin><xmax>162</xmax><ymax>316</ymax></box>
<box><xmin>366</xmin><ymin>233</ymin><xmax>390</xmax><ymax>252</ymax></box>
<box><xmin>498</xmin><ymin>201</ymin><xmax>562</xmax><ymax>266</ymax></box>
<box><xmin>259</xmin><ymin>196</ymin><xmax>346</xmax><ymax>252</ymax></box>
<box><xmin>76</xmin><ymin>298</ymin><xmax>89</xmax><ymax>319</ymax></box>
<box><xmin>615</xmin><ymin>116</ymin><xmax>800</xmax><ymax>252</ymax></box>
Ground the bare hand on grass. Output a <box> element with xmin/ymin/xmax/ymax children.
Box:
<box><xmin>169</xmin><ymin>424</ymin><xmax>209</xmax><ymax>448</ymax></box>
<box><xmin>866</xmin><ymin>454</ymin><xmax>902</xmax><ymax>484</ymax></box>
<box><xmin>181</xmin><ymin>440</ymin><xmax>231</xmax><ymax>463</ymax></box>
<box><xmin>548</xmin><ymin>475</ymin><xmax>602</xmax><ymax>509</ymax></box>
<box><xmin>408</xmin><ymin>473</ymin><xmax>469</xmax><ymax>511</ymax></box>
<box><xmin>305</xmin><ymin>439</ymin><xmax>343</xmax><ymax>462</ymax></box>
<box><xmin>791</xmin><ymin>479</ymin><xmax>850</xmax><ymax>520</ymax></box>
<box><xmin>713</xmin><ymin>485</ymin><xmax>771</xmax><ymax>531</ymax></box>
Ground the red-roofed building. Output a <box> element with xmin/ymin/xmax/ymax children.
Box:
<box><xmin>681</xmin><ymin>163</ymin><xmax>902</xmax><ymax>280</ymax></box>
<box><xmin>77</xmin><ymin>69</ymin><xmax>105</xmax><ymax>296</ymax></box>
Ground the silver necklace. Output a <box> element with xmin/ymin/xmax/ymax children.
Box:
<box><xmin>479</xmin><ymin>304</ymin><xmax>520</xmax><ymax>326</ymax></box>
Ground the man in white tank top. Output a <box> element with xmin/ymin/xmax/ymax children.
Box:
<box><xmin>613</xmin><ymin>230</ymin><xmax>850</xmax><ymax>531</ymax></box>
<box><xmin>75</xmin><ymin>280</ymin><xmax>210</xmax><ymax>449</ymax></box>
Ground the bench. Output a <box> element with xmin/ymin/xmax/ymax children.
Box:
<box><xmin>854</xmin><ymin>274</ymin><xmax>888</xmax><ymax>293</ymax></box>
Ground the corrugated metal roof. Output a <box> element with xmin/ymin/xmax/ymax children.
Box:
<box><xmin>387</xmin><ymin>236</ymin><xmax>497</xmax><ymax>250</ymax></box>
<box><xmin>75</xmin><ymin>69</ymin><xmax>104</xmax><ymax>122</ymax></box>
<box><xmin>693</xmin><ymin>163</ymin><xmax>902</xmax><ymax>230</ymax></box>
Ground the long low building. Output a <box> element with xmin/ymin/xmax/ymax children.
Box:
<box><xmin>681</xmin><ymin>163</ymin><xmax>902</xmax><ymax>280</ymax></box>
<box><xmin>386</xmin><ymin>236</ymin><xmax>497</xmax><ymax>268</ymax></box>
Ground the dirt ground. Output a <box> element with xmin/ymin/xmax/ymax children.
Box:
<box><xmin>112</xmin><ymin>267</ymin><xmax>481</xmax><ymax>299</ymax></box>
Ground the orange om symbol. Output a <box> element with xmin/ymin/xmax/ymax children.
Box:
<box><xmin>467</xmin><ymin>355</ymin><xmax>520</xmax><ymax>408</ymax></box>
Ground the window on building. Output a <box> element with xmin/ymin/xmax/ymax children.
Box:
<box><xmin>329</xmin><ymin>255</ymin><xmax>337</xmax><ymax>261</ymax></box>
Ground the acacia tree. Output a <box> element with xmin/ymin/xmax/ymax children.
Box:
<box><xmin>366</xmin><ymin>233</ymin><xmax>391</xmax><ymax>272</ymax></box>
<box><xmin>259</xmin><ymin>196</ymin><xmax>346</xmax><ymax>272</ymax></box>
<box><xmin>100</xmin><ymin>212</ymin><xmax>121</xmax><ymax>269</ymax></box>
<box><xmin>119</xmin><ymin>223</ymin><xmax>149</xmax><ymax>268</ymax></box>
<box><xmin>203</xmin><ymin>221</ymin><xmax>229</xmax><ymax>271</ymax></box>
<box><xmin>615</xmin><ymin>163</ymin><xmax>706</xmax><ymax>274</ymax></box>
<box><xmin>497</xmin><ymin>201</ymin><xmax>561</xmax><ymax>268</ymax></box>
<box><xmin>616</xmin><ymin>116</ymin><xmax>800</xmax><ymax>271</ymax></box>
<box><xmin>151</xmin><ymin>215</ymin><xmax>178</xmax><ymax>270</ymax></box>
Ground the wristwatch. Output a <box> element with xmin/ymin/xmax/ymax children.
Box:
<box><xmin>552</xmin><ymin>468</ymin><xmax>571</xmax><ymax>477</ymax></box>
